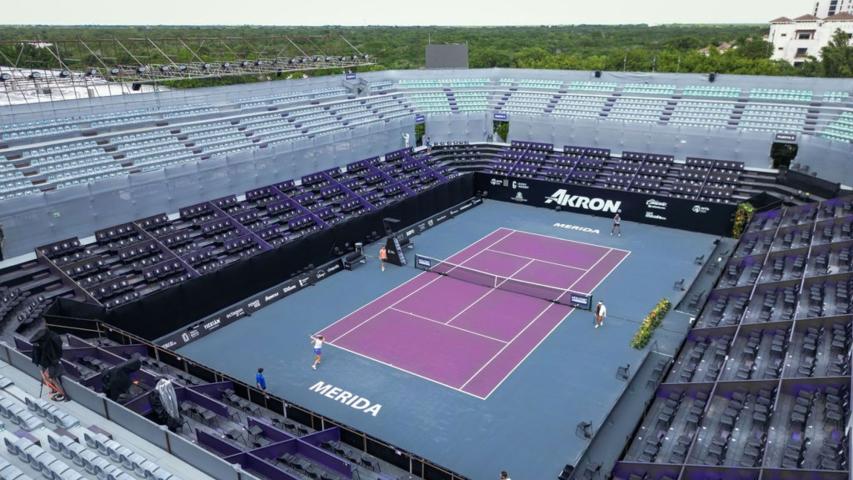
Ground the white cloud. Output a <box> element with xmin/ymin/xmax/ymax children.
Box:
<box><xmin>3</xmin><ymin>0</ymin><xmax>813</xmax><ymax>25</ymax></box>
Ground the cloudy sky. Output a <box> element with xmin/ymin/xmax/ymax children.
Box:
<box><xmin>2</xmin><ymin>0</ymin><xmax>813</xmax><ymax>25</ymax></box>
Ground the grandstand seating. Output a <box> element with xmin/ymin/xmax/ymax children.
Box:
<box><xmin>1</xmin><ymin>332</ymin><xmax>410</xmax><ymax>480</ymax></box>
<box><xmin>821</xmin><ymin>112</ymin><xmax>853</xmax><ymax>143</ymax></box>
<box><xmin>2</xmin><ymin>75</ymin><xmax>852</xmax><ymax>202</ymax></box>
<box><xmin>0</xmin><ymin>147</ymin><xmax>453</xmax><ymax>338</ymax></box>
<box><xmin>615</xmin><ymin>196</ymin><xmax>853</xmax><ymax>478</ymax></box>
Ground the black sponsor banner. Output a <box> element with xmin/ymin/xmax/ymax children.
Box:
<box><xmin>476</xmin><ymin>173</ymin><xmax>735</xmax><ymax>236</ymax></box>
<box><xmin>157</xmin><ymin>259</ymin><xmax>341</xmax><ymax>349</ymax></box>
<box><xmin>399</xmin><ymin>198</ymin><xmax>481</xmax><ymax>240</ymax></box>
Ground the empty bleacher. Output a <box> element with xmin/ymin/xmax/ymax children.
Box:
<box><xmin>614</xmin><ymin>196</ymin><xmax>853</xmax><ymax>480</ymax></box>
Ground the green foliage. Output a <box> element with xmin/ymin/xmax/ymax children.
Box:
<box><xmin>820</xmin><ymin>29</ymin><xmax>853</xmax><ymax>77</ymax></box>
<box><xmin>0</xmin><ymin>24</ymin><xmax>839</xmax><ymax>83</ymax></box>
<box><xmin>732</xmin><ymin>202</ymin><xmax>755</xmax><ymax>239</ymax></box>
<box><xmin>493</xmin><ymin>121</ymin><xmax>509</xmax><ymax>142</ymax></box>
<box><xmin>630</xmin><ymin>298</ymin><xmax>672</xmax><ymax>350</ymax></box>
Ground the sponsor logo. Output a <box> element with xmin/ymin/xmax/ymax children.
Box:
<box><xmin>511</xmin><ymin>180</ymin><xmax>529</xmax><ymax>190</ymax></box>
<box><xmin>427</xmin><ymin>219</ymin><xmax>434</xmax><ymax>227</ymax></box>
<box><xmin>511</xmin><ymin>191</ymin><xmax>528</xmax><ymax>203</ymax></box>
<box><xmin>416</xmin><ymin>257</ymin><xmax>433</xmax><ymax>268</ymax></box>
<box><xmin>203</xmin><ymin>318</ymin><xmax>221</xmax><ymax>331</ymax></box>
<box><xmin>247</xmin><ymin>299</ymin><xmax>262</xmax><ymax>310</ymax></box>
<box><xmin>181</xmin><ymin>333</ymin><xmax>190</xmax><ymax>343</ymax></box>
<box><xmin>460</xmin><ymin>202</ymin><xmax>473</xmax><ymax>210</ymax></box>
<box><xmin>646</xmin><ymin>199</ymin><xmax>668</xmax><ymax>210</ymax></box>
<box><xmin>282</xmin><ymin>284</ymin><xmax>298</xmax><ymax>294</ymax></box>
<box><xmin>692</xmin><ymin>205</ymin><xmax>710</xmax><ymax>214</ymax></box>
<box><xmin>418</xmin><ymin>223</ymin><xmax>427</xmax><ymax>232</ymax></box>
<box><xmin>450</xmin><ymin>209</ymin><xmax>460</xmax><ymax>216</ymax></box>
<box><xmin>545</xmin><ymin>189</ymin><xmax>622</xmax><ymax>213</ymax></box>
<box><xmin>226</xmin><ymin>308</ymin><xmax>245</xmax><ymax>319</ymax></box>
<box><xmin>490</xmin><ymin>178</ymin><xmax>503</xmax><ymax>186</ymax></box>
<box><xmin>309</xmin><ymin>381</ymin><xmax>382</xmax><ymax>417</ymax></box>
<box><xmin>161</xmin><ymin>340</ymin><xmax>178</xmax><ymax>349</ymax></box>
<box><xmin>326</xmin><ymin>263</ymin><xmax>341</xmax><ymax>274</ymax></box>
<box><xmin>264</xmin><ymin>292</ymin><xmax>280</xmax><ymax>302</ymax></box>
<box><xmin>298</xmin><ymin>277</ymin><xmax>311</xmax><ymax>288</ymax></box>
<box><xmin>405</xmin><ymin>229</ymin><xmax>416</xmax><ymax>237</ymax></box>
<box><xmin>316</xmin><ymin>270</ymin><xmax>327</xmax><ymax>280</ymax></box>
<box><xmin>472</xmin><ymin>197</ymin><xmax>483</xmax><ymax>205</ymax></box>
<box><xmin>435</xmin><ymin>215</ymin><xmax>448</xmax><ymax>222</ymax></box>
<box><xmin>645</xmin><ymin>211</ymin><xmax>667</xmax><ymax>221</ymax></box>
<box><xmin>570</xmin><ymin>295</ymin><xmax>590</xmax><ymax>307</ymax></box>
<box><xmin>553</xmin><ymin>222</ymin><xmax>600</xmax><ymax>235</ymax></box>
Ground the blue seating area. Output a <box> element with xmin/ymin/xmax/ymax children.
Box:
<box><xmin>551</xmin><ymin>94</ymin><xmax>608</xmax><ymax>119</ymax></box>
<box><xmin>608</xmin><ymin>97</ymin><xmax>669</xmax><ymax>124</ymax></box>
<box><xmin>1</xmin><ymin>74</ymin><xmax>850</xmax><ymax>202</ymax></box>
<box><xmin>0</xmin><ymin>92</ymin><xmax>416</xmax><ymax>197</ymax></box>
<box><xmin>682</xmin><ymin>85</ymin><xmax>741</xmax><ymax>98</ymax></box>
<box><xmin>624</xmin><ymin>83</ymin><xmax>676</xmax><ymax>95</ymax></box>
<box><xmin>750</xmin><ymin>88</ymin><xmax>813</xmax><ymax>102</ymax></box>
<box><xmin>821</xmin><ymin>112</ymin><xmax>853</xmax><ymax>143</ymax></box>
<box><xmin>569</xmin><ymin>81</ymin><xmax>617</xmax><ymax>92</ymax></box>
<box><xmin>740</xmin><ymin>103</ymin><xmax>808</xmax><ymax>132</ymax></box>
<box><xmin>669</xmin><ymin>100</ymin><xmax>735</xmax><ymax>128</ymax></box>
<box><xmin>502</xmin><ymin>92</ymin><xmax>552</xmax><ymax>115</ymax></box>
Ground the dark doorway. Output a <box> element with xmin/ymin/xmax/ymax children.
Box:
<box><xmin>771</xmin><ymin>142</ymin><xmax>799</xmax><ymax>169</ymax></box>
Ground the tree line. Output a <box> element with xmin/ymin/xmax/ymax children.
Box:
<box><xmin>0</xmin><ymin>25</ymin><xmax>850</xmax><ymax>88</ymax></box>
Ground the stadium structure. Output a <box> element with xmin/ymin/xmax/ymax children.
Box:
<box><xmin>0</xmin><ymin>66</ymin><xmax>851</xmax><ymax>480</ymax></box>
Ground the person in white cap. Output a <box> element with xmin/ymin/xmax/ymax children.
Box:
<box><xmin>594</xmin><ymin>301</ymin><xmax>607</xmax><ymax>329</ymax></box>
<box><xmin>611</xmin><ymin>211</ymin><xmax>622</xmax><ymax>237</ymax></box>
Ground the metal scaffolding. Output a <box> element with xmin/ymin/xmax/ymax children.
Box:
<box><xmin>0</xmin><ymin>34</ymin><xmax>375</xmax><ymax>105</ymax></box>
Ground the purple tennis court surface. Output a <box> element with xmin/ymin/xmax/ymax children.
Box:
<box><xmin>318</xmin><ymin>228</ymin><xmax>630</xmax><ymax>399</ymax></box>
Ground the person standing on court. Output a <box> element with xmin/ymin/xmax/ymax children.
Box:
<box><xmin>379</xmin><ymin>245</ymin><xmax>388</xmax><ymax>272</ymax></box>
<box><xmin>611</xmin><ymin>211</ymin><xmax>622</xmax><ymax>237</ymax></box>
<box><xmin>310</xmin><ymin>334</ymin><xmax>324</xmax><ymax>370</ymax></box>
<box><xmin>500</xmin><ymin>471</ymin><xmax>511</xmax><ymax>480</ymax></box>
<box><xmin>255</xmin><ymin>368</ymin><xmax>267</xmax><ymax>392</ymax></box>
<box><xmin>594</xmin><ymin>301</ymin><xmax>607</xmax><ymax>329</ymax></box>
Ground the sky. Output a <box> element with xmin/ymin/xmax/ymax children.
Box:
<box><xmin>1</xmin><ymin>0</ymin><xmax>814</xmax><ymax>25</ymax></box>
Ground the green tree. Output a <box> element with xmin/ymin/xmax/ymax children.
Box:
<box><xmin>820</xmin><ymin>28</ymin><xmax>853</xmax><ymax>77</ymax></box>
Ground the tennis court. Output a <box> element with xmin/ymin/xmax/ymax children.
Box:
<box><xmin>318</xmin><ymin>227</ymin><xmax>630</xmax><ymax>399</ymax></box>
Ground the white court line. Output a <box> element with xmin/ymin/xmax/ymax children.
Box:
<box><xmin>316</xmin><ymin>227</ymin><xmax>513</xmax><ymax>339</ymax></box>
<box><xmin>479</xmin><ymin>248</ymin><xmax>633</xmax><ymax>399</ymax></box>
<box><xmin>572</xmin><ymin>247</ymin><xmax>615</xmax><ymax>295</ymax></box>
<box><xmin>324</xmin><ymin>342</ymin><xmax>488</xmax><ymax>401</ymax></box>
<box><xmin>390</xmin><ymin>308</ymin><xmax>508</xmax><ymax>344</ymax></box>
<box><xmin>460</xmin><ymin>302</ymin><xmax>559</xmax><ymax>390</ymax></box>
<box><xmin>507</xmin><ymin>228</ymin><xmax>632</xmax><ymax>255</ymax></box>
<box><xmin>462</xmin><ymin>246</ymin><xmax>631</xmax><ymax>396</ymax></box>
<box><xmin>445</xmin><ymin>257</ymin><xmax>535</xmax><ymax>326</ymax></box>
<box><xmin>327</xmin><ymin>229</ymin><xmax>517</xmax><ymax>344</ymax></box>
<box><xmin>484</xmin><ymin>248</ymin><xmax>587</xmax><ymax>271</ymax></box>
<box><xmin>459</xmin><ymin>253</ymin><xmax>595</xmax><ymax>391</ymax></box>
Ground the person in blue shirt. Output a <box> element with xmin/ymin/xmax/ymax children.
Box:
<box><xmin>255</xmin><ymin>368</ymin><xmax>267</xmax><ymax>391</ymax></box>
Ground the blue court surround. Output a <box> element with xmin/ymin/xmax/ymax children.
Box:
<box><xmin>178</xmin><ymin>200</ymin><xmax>719</xmax><ymax>478</ymax></box>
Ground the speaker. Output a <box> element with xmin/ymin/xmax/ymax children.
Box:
<box><xmin>131</xmin><ymin>82</ymin><xmax>142</xmax><ymax>91</ymax></box>
<box><xmin>708</xmin><ymin>72</ymin><xmax>716</xmax><ymax>83</ymax></box>
<box><xmin>594</xmin><ymin>70</ymin><xmax>602</xmax><ymax>78</ymax></box>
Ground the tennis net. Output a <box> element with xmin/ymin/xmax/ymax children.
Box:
<box><xmin>414</xmin><ymin>254</ymin><xmax>593</xmax><ymax>310</ymax></box>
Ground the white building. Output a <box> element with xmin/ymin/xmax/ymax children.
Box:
<box><xmin>814</xmin><ymin>0</ymin><xmax>853</xmax><ymax>17</ymax></box>
<box><xmin>769</xmin><ymin>12</ymin><xmax>853</xmax><ymax>64</ymax></box>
